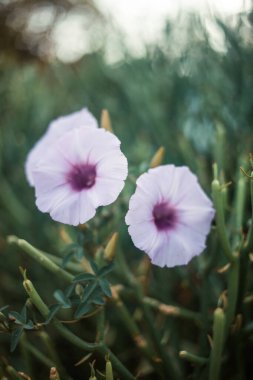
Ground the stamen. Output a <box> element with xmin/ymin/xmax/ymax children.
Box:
<box><xmin>67</xmin><ymin>163</ymin><xmax>96</xmax><ymax>191</ymax></box>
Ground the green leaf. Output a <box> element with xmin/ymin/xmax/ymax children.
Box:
<box><xmin>10</xmin><ymin>326</ymin><xmax>23</xmax><ymax>352</ymax></box>
<box><xmin>20</xmin><ymin>305</ymin><xmax>27</xmax><ymax>323</ymax></box>
<box><xmin>45</xmin><ymin>304</ymin><xmax>61</xmax><ymax>324</ymax></box>
<box><xmin>98</xmin><ymin>263</ymin><xmax>114</xmax><ymax>278</ymax></box>
<box><xmin>62</xmin><ymin>251</ymin><xmax>75</xmax><ymax>268</ymax></box>
<box><xmin>9</xmin><ymin>311</ymin><xmax>26</xmax><ymax>325</ymax></box>
<box><xmin>73</xmin><ymin>273</ymin><xmax>96</xmax><ymax>283</ymax></box>
<box><xmin>65</xmin><ymin>283</ymin><xmax>76</xmax><ymax>297</ymax></box>
<box><xmin>54</xmin><ymin>290</ymin><xmax>72</xmax><ymax>308</ymax></box>
<box><xmin>74</xmin><ymin>303</ymin><xmax>92</xmax><ymax>319</ymax></box>
<box><xmin>89</xmin><ymin>260</ymin><xmax>99</xmax><ymax>274</ymax></box>
<box><xmin>24</xmin><ymin>320</ymin><xmax>34</xmax><ymax>330</ymax></box>
<box><xmin>63</xmin><ymin>243</ymin><xmax>79</xmax><ymax>254</ymax></box>
<box><xmin>92</xmin><ymin>296</ymin><xmax>105</xmax><ymax>306</ymax></box>
<box><xmin>82</xmin><ymin>282</ymin><xmax>98</xmax><ymax>304</ymax></box>
<box><xmin>75</xmin><ymin>247</ymin><xmax>85</xmax><ymax>261</ymax></box>
<box><xmin>0</xmin><ymin>305</ymin><xmax>9</xmax><ymax>313</ymax></box>
<box><xmin>98</xmin><ymin>279</ymin><xmax>112</xmax><ymax>298</ymax></box>
<box><xmin>77</xmin><ymin>233</ymin><xmax>85</xmax><ymax>246</ymax></box>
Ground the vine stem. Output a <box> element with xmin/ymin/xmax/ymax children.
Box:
<box><xmin>23</xmin><ymin>278</ymin><xmax>135</xmax><ymax>380</ymax></box>
<box><xmin>144</xmin><ymin>296</ymin><xmax>201</xmax><ymax>325</ymax></box>
<box><xmin>208</xmin><ymin>308</ymin><xmax>226</xmax><ymax>380</ymax></box>
<box><xmin>211</xmin><ymin>180</ymin><xmax>235</xmax><ymax>263</ymax></box>
<box><xmin>179</xmin><ymin>351</ymin><xmax>208</xmax><ymax>366</ymax></box>
<box><xmin>244</xmin><ymin>172</ymin><xmax>253</xmax><ymax>251</ymax></box>
<box><xmin>226</xmin><ymin>256</ymin><xmax>240</xmax><ymax>335</ymax></box>
<box><xmin>116</xmin><ymin>249</ymin><xmax>182</xmax><ymax>380</ymax></box>
<box><xmin>7</xmin><ymin>236</ymin><xmax>74</xmax><ymax>282</ymax></box>
<box><xmin>111</xmin><ymin>291</ymin><xmax>165</xmax><ymax>378</ymax></box>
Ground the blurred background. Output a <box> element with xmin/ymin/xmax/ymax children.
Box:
<box><xmin>1</xmin><ymin>0</ymin><xmax>253</xmax><ymax>378</ymax></box>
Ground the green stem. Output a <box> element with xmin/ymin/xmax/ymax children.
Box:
<box><xmin>5</xmin><ymin>366</ymin><xmax>24</xmax><ymax>380</ymax></box>
<box><xmin>44</xmin><ymin>252</ymin><xmax>81</xmax><ymax>273</ymax></box>
<box><xmin>23</xmin><ymin>279</ymin><xmax>49</xmax><ymax>318</ymax></box>
<box><xmin>99</xmin><ymin>346</ymin><xmax>135</xmax><ymax>380</ymax></box>
<box><xmin>106</xmin><ymin>358</ymin><xmax>114</xmax><ymax>380</ymax></box>
<box><xmin>232</xmin><ymin>177</ymin><xmax>247</xmax><ymax>248</ymax></box>
<box><xmin>112</xmin><ymin>296</ymin><xmax>164</xmax><ymax>376</ymax></box>
<box><xmin>214</xmin><ymin>124</ymin><xmax>226</xmax><ymax>176</ymax></box>
<box><xmin>56</xmin><ymin>340</ymin><xmax>134</xmax><ymax>380</ymax></box>
<box><xmin>23</xmin><ymin>341</ymin><xmax>56</xmax><ymax>368</ymax></box>
<box><xmin>226</xmin><ymin>257</ymin><xmax>240</xmax><ymax>334</ymax></box>
<box><xmin>245</xmin><ymin>173</ymin><xmax>253</xmax><ymax>251</ymax></box>
<box><xmin>38</xmin><ymin>331</ymin><xmax>72</xmax><ymax>380</ymax></box>
<box><xmin>117</xmin><ymin>249</ymin><xmax>182</xmax><ymax>380</ymax></box>
<box><xmin>23</xmin><ymin>278</ymin><xmax>135</xmax><ymax>380</ymax></box>
<box><xmin>20</xmin><ymin>333</ymin><xmax>33</xmax><ymax>376</ymax></box>
<box><xmin>212</xmin><ymin>180</ymin><xmax>235</xmax><ymax>263</ymax></box>
<box><xmin>179</xmin><ymin>351</ymin><xmax>208</xmax><ymax>366</ymax></box>
<box><xmin>96</xmin><ymin>309</ymin><xmax>105</xmax><ymax>343</ymax></box>
<box><xmin>8</xmin><ymin>236</ymin><xmax>74</xmax><ymax>282</ymax></box>
<box><xmin>144</xmin><ymin>297</ymin><xmax>201</xmax><ymax>325</ymax></box>
<box><xmin>140</xmin><ymin>296</ymin><xmax>181</xmax><ymax>379</ymax></box>
<box><xmin>208</xmin><ymin>308</ymin><xmax>226</xmax><ymax>380</ymax></box>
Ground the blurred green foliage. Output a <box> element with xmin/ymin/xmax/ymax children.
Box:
<box><xmin>1</xmin><ymin>7</ymin><xmax>253</xmax><ymax>380</ymax></box>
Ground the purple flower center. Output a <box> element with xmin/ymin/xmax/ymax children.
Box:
<box><xmin>153</xmin><ymin>202</ymin><xmax>177</xmax><ymax>231</ymax></box>
<box><xmin>67</xmin><ymin>163</ymin><xmax>96</xmax><ymax>191</ymax></box>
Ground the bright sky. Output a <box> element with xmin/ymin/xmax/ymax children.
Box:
<box><xmin>52</xmin><ymin>0</ymin><xmax>252</xmax><ymax>62</ymax></box>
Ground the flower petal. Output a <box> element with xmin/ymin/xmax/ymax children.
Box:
<box><xmin>126</xmin><ymin>164</ymin><xmax>214</xmax><ymax>268</ymax></box>
<box><xmin>25</xmin><ymin>108</ymin><xmax>98</xmax><ymax>186</ymax></box>
<box><xmin>30</xmin><ymin>111</ymin><xmax>128</xmax><ymax>226</ymax></box>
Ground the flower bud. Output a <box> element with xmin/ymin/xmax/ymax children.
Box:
<box><xmin>104</xmin><ymin>233</ymin><xmax>118</xmax><ymax>261</ymax></box>
<box><xmin>50</xmin><ymin>367</ymin><xmax>60</xmax><ymax>380</ymax></box>
<box><xmin>150</xmin><ymin>146</ymin><xmax>165</xmax><ymax>168</ymax></box>
<box><xmin>101</xmin><ymin>109</ymin><xmax>113</xmax><ymax>133</ymax></box>
<box><xmin>105</xmin><ymin>356</ymin><xmax>114</xmax><ymax>380</ymax></box>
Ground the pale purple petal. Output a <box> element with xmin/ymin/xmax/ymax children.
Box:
<box><xmin>125</xmin><ymin>164</ymin><xmax>214</xmax><ymax>268</ymax></box>
<box><xmin>128</xmin><ymin>221</ymin><xmax>158</xmax><ymax>253</ymax></box>
<box><xmin>151</xmin><ymin>234</ymin><xmax>190</xmax><ymax>268</ymax></box>
<box><xmin>32</xmin><ymin>123</ymin><xmax>128</xmax><ymax>226</ymax></box>
<box><xmin>50</xmin><ymin>192</ymin><xmax>82</xmax><ymax>226</ymax></box>
<box><xmin>48</xmin><ymin>108</ymin><xmax>98</xmax><ymax>138</ymax></box>
<box><xmin>25</xmin><ymin>108</ymin><xmax>98</xmax><ymax>186</ymax></box>
<box><xmin>88</xmin><ymin>177</ymin><xmax>125</xmax><ymax>207</ymax></box>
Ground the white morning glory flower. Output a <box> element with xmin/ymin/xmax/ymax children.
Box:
<box><xmin>125</xmin><ymin>165</ymin><xmax>215</xmax><ymax>268</ymax></box>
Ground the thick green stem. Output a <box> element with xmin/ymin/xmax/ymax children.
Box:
<box><xmin>105</xmin><ymin>358</ymin><xmax>114</xmax><ymax>380</ymax></box>
<box><xmin>233</xmin><ymin>177</ymin><xmax>247</xmax><ymax>248</ymax></box>
<box><xmin>99</xmin><ymin>346</ymin><xmax>136</xmax><ymax>380</ymax></box>
<box><xmin>245</xmin><ymin>173</ymin><xmax>253</xmax><ymax>251</ymax></box>
<box><xmin>6</xmin><ymin>366</ymin><xmax>24</xmax><ymax>380</ymax></box>
<box><xmin>38</xmin><ymin>331</ymin><xmax>72</xmax><ymax>380</ymax></box>
<box><xmin>214</xmin><ymin>124</ymin><xmax>226</xmax><ymax>176</ymax></box>
<box><xmin>8</xmin><ymin>236</ymin><xmax>74</xmax><ymax>282</ymax></box>
<box><xmin>20</xmin><ymin>333</ymin><xmax>33</xmax><ymax>376</ymax></box>
<box><xmin>23</xmin><ymin>279</ymin><xmax>49</xmax><ymax>318</ymax></box>
<box><xmin>23</xmin><ymin>278</ymin><xmax>135</xmax><ymax>380</ymax></box>
<box><xmin>209</xmin><ymin>308</ymin><xmax>226</xmax><ymax>380</ymax></box>
<box><xmin>117</xmin><ymin>249</ymin><xmax>182</xmax><ymax>380</ymax></box>
<box><xmin>179</xmin><ymin>351</ymin><xmax>208</xmax><ymax>366</ymax></box>
<box><xmin>138</xmin><ymin>295</ymin><xmax>181</xmax><ymax>380</ymax></box>
<box><xmin>96</xmin><ymin>309</ymin><xmax>105</xmax><ymax>343</ymax></box>
<box><xmin>226</xmin><ymin>257</ymin><xmax>240</xmax><ymax>334</ymax></box>
<box><xmin>212</xmin><ymin>180</ymin><xmax>235</xmax><ymax>263</ymax></box>
<box><xmin>112</xmin><ymin>295</ymin><xmax>164</xmax><ymax>376</ymax></box>
<box><xmin>44</xmin><ymin>252</ymin><xmax>81</xmax><ymax>273</ymax></box>
<box><xmin>23</xmin><ymin>341</ymin><xmax>56</xmax><ymax>368</ymax></box>
<box><xmin>144</xmin><ymin>297</ymin><xmax>201</xmax><ymax>325</ymax></box>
